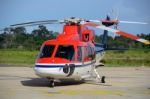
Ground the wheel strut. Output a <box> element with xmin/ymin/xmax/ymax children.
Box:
<box><xmin>93</xmin><ymin>67</ymin><xmax>106</xmax><ymax>83</ymax></box>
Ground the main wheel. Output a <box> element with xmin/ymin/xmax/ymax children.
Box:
<box><xmin>50</xmin><ymin>80</ymin><xmax>55</xmax><ymax>87</ymax></box>
<box><xmin>101</xmin><ymin>76</ymin><xmax>105</xmax><ymax>83</ymax></box>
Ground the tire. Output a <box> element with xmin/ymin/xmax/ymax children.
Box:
<box><xmin>101</xmin><ymin>76</ymin><xmax>105</xmax><ymax>83</ymax></box>
<box><xmin>50</xmin><ymin>80</ymin><xmax>54</xmax><ymax>88</ymax></box>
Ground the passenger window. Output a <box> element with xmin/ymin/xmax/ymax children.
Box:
<box><xmin>88</xmin><ymin>46</ymin><xmax>92</xmax><ymax>58</ymax></box>
<box><xmin>83</xmin><ymin>46</ymin><xmax>88</xmax><ymax>61</ymax></box>
<box><xmin>77</xmin><ymin>46</ymin><xmax>83</xmax><ymax>62</ymax></box>
<box><xmin>84</xmin><ymin>34</ymin><xmax>89</xmax><ymax>41</ymax></box>
<box><xmin>87</xmin><ymin>46</ymin><xmax>95</xmax><ymax>60</ymax></box>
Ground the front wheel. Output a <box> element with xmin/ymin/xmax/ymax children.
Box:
<box><xmin>49</xmin><ymin>80</ymin><xmax>55</xmax><ymax>87</ymax></box>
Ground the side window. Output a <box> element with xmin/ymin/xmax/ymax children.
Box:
<box><xmin>87</xmin><ymin>46</ymin><xmax>95</xmax><ymax>60</ymax></box>
<box><xmin>77</xmin><ymin>46</ymin><xmax>83</xmax><ymax>62</ymax></box>
<box><xmin>84</xmin><ymin>46</ymin><xmax>88</xmax><ymax>61</ymax></box>
<box><xmin>92</xmin><ymin>48</ymin><xmax>96</xmax><ymax>59</ymax></box>
<box><xmin>88</xmin><ymin>46</ymin><xmax>92</xmax><ymax>59</ymax></box>
<box><xmin>91</xmin><ymin>47</ymin><xmax>95</xmax><ymax>60</ymax></box>
<box><xmin>85</xmin><ymin>46</ymin><xmax>90</xmax><ymax>60</ymax></box>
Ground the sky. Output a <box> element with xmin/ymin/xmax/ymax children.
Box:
<box><xmin>0</xmin><ymin>0</ymin><xmax>150</xmax><ymax>35</ymax></box>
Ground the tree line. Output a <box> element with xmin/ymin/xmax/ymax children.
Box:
<box><xmin>95</xmin><ymin>33</ymin><xmax>150</xmax><ymax>49</ymax></box>
<box><xmin>0</xmin><ymin>25</ymin><xmax>149</xmax><ymax>50</ymax></box>
<box><xmin>0</xmin><ymin>25</ymin><xmax>58</xmax><ymax>50</ymax></box>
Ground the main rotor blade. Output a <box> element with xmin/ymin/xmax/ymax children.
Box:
<box><xmin>119</xmin><ymin>20</ymin><xmax>148</xmax><ymax>24</ymax></box>
<box><xmin>10</xmin><ymin>20</ymin><xmax>63</xmax><ymax>27</ymax></box>
<box><xmin>11</xmin><ymin>22</ymin><xmax>54</xmax><ymax>27</ymax></box>
<box><xmin>84</xmin><ymin>22</ymin><xmax>150</xmax><ymax>44</ymax></box>
<box><xmin>89</xmin><ymin>20</ymin><xmax>148</xmax><ymax>25</ymax></box>
<box><xmin>89</xmin><ymin>20</ymin><xmax>119</xmax><ymax>23</ymax></box>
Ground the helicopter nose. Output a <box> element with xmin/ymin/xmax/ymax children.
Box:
<box><xmin>36</xmin><ymin>57</ymin><xmax>70</xmax><ymax>64</ymax></box>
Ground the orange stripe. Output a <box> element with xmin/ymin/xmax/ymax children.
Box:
<box><xmin>116</xmin><ymin>31</ymin><xmax>140</xmax><ymax>40</ymax></box>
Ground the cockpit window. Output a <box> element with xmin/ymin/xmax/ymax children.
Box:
<box><xmin>39</xmin><ymin>45</ymin><xmax>55</xmax><ymax>58</ymax></box>
<box><xmin>55</xmin><ymin>45</ymin><xmax>74</xmax><ymax>61</ymax></box>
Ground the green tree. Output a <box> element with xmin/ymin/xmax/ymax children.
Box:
<box><xmin>31</xmin><ymin>25</ymin><xmax>56</xmax><ymax>50</ymax></box>
<box><xmin>11</xmin><ymin>27</ymin><xmax>27</xmax><ymax>48</ymax></box>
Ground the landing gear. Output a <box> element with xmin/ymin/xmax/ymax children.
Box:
<box><xmin>49</xmin><ymin>79</ymin><xmax>55</xmax><ymax>88</ymax></box>
<box><xmin>92</xmin><ymin>66</ymin><xmax>106</xmax><ymax>84</ymax></box>
<box><xmin>101</xmin><ymin>76</ymin><xmax>105</xmax><ymax>83</ymax></box>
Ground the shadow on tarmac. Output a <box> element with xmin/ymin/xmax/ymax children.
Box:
<box><xmin>21</xmin><ymin>78</ymin><xmax>84</xmax><ymax>87</ymax></box>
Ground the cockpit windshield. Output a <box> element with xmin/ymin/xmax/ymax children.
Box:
<box><xmin>55</xmin><ymin>45</ymin><xmax>74</xmax><ymax>61</ymax></box>
<box><xmin>39</xmin><ymin>45</ymin><xmax>55</xmax><ymax>58</ymax></box>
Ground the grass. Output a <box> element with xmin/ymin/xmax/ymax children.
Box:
<box><xmin>103</xmin><ymin>49</ymin><xmax>150</xmax><ymax>67</ymax></box>
<box><xmin>0</xmin><ymin>49</ymin><xmax>38</xmax><ymax>66</ymax></box>
<box><xmin>0</xmin><ymin>49</ymin><xmax>149</xmax><ymax>67</ymax></box>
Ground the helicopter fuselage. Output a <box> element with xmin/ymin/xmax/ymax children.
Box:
<box><xmin>34</xmin><ymin>24</ymin><xmax>103</xmax><ymax>80</ymax></box>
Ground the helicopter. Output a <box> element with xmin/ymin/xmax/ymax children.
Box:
<box><xmin>2</xmin><ymin>16</ymin><xmax>150</xmax><ymax>87</ymax></box>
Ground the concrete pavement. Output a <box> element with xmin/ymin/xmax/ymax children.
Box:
<box><xmin>0</xmin><ymin>66</ymin><xmax>150</xmax><ymax>99</ymax></box>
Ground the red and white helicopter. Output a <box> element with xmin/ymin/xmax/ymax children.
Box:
<box><xmin>8</xmin><ymin>16</ymin><xmax>150</xmax><ymax>87</ymax></box>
